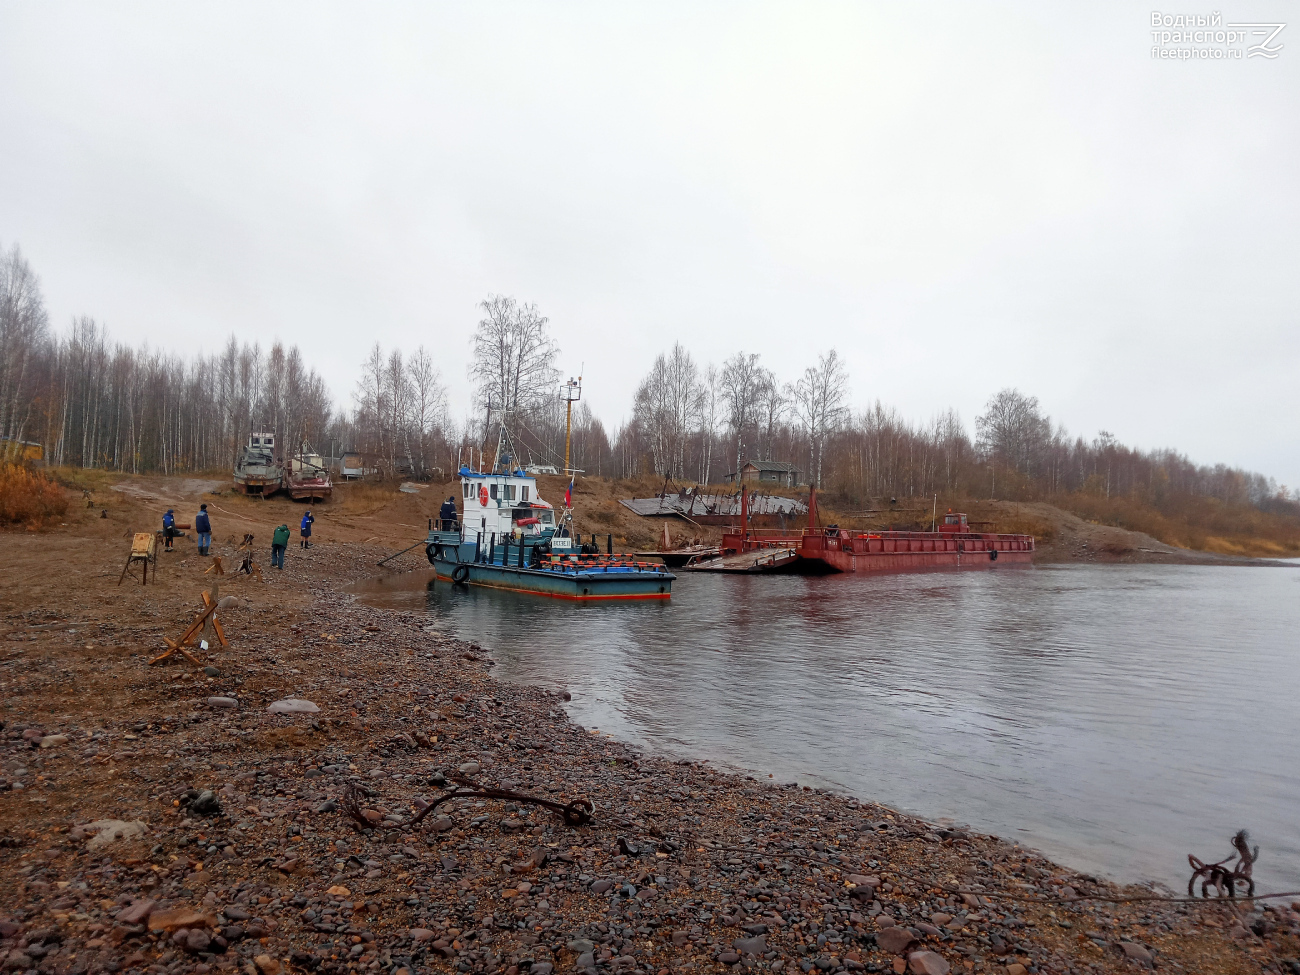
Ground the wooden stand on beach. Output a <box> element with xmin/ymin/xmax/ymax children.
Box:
<box><xmin>149</xmin><ymin>586</ymin><xmax>230</xmax><ymax>667</ymax></box>
<box><xmin>117</xmin><ymin>532</ymin><xmax>159</xmax><ymax>586</ymax></box>
<box><xmin>234</xmin><ymin>532</ymin><xmax>262</xmax><ymax>581</ymax></box>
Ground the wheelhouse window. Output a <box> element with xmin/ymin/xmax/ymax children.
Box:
<box><xmin>489</xmin><ymin>483</ymin><xmax>497</xmax><ymax>500</ymax></box>
<box><xmin>521</xmin><ymin>486</ymin><xmax>530</xmax><ymax>502</ymax></box>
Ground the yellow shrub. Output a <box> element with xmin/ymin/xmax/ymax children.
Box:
<box><xmin>0</xmin><ymin>463</ymin><xmax>69</xmax><ymax>528</ymax></box>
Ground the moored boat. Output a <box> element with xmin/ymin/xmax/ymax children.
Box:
<box><xmin>233</xmin><ymin>432</ymin><xmax>284</xmax><ymax>497</ymax></box>
<box><xmin>719</xmin><ymin>490</ymin><xmax>1034</xmax><ymax>573</ymax></box>
<box><xmin>424</xmin><ymin>466</ymin><xmax>675</xmax><ymax>601</ymax></box>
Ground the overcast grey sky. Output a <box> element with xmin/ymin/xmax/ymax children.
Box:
<box><xmin>1</xmin><ymin>2</ymin><xmax>1296</xmax><ymax>485</ymax></box>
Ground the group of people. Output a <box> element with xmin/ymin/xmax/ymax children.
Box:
<box><xmin>162</xmin><ymin>504</ymin><xmax>315</xmax><ymax>570</ymax></box>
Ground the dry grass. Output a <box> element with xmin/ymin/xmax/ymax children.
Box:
<box><xmin>0</xmin><ymin>463</ymin><xmax>70</xmax><ymax>529</ymax></box>
<box><xmin>333</xmin><ymin>479</ymin><xmax>405</xmax><ymax>515</ymax></box>
<box><xmin>1057</xmin><ymin>491</ymin><xmax>1300</xmax><ymax>558</ymax></box>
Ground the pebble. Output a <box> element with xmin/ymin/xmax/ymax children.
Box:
<box><xmin>1120</xmin><ymin>941</ymin><xmax>1153</xmax><ymax>962</ymax></box>
<box><xmin>267</xmin><ymin>697</ymin><xmax>319</xmax><ymax>713</ymax></box>
<box><xmin>906</xmin><ymin>951</ymin><xmax>950</xmax><ymax>975</ymax></box>
<box><xmin>206</xmin><ymin>696</ymin><xmax>238</xmax><ymax>708</ymax></box>
<box><xmin>72</xmin><ymin>819</ymin><xmax>148</xmax><ymax>850</ymax></box>
<box><xmin>37</xmin><ymin>734</ymin><xmax>68</xmax><ymax>748</ymax></box>
<box><xmin>876</xmin><ymin>926</ymin><xmax>916</xmax><ymax>953</ymax></box>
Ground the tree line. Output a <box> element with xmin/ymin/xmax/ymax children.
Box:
<box><xmin>2</xmin><ymin>241</ymin><xmax>1293</xmax><ymax>519</ymax></box>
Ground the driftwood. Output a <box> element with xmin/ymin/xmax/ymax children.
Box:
<box><xmin>1189</xmin><ymin>829</ymin><xmax>1258</xmax><ymax>897</ymax></box>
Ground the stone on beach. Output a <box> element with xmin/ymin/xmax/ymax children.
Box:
<box><xmin>906</xmin><ymin>951</ymin><xmax>950</xmax><ymax>975</ymax></box>
<box><xmin>72</xmin><ymin>819</ymin><xmax>148</xmax><ymax>850</ymax></box>
<box><xmin>876</xmin><ymin>926</ymin><xmax>916</xmax><ymax>953</ymax></box>
<box><xmin>267</xmin><ymin>697</ymin><xmax>319</xmax><ymax>713</ymax></box>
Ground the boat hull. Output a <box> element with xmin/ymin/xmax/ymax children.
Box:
<box><xmin>804</xmin><ymin>547</ymin><xmax>1033</xmax><ymax>573</ymax></box>
<box><xmin>426</xmin><ymin>530</ymin><xmax>674</xmax><ymax>600</ymax></box>
<box><xmin>287</xmin><ymin>479</ymin><xmax>333</xmax><ymax>502</ymax></box>
<box><xmin>432</xmin><ymin>558</ymin><xmax>672</xmax><ymax>600</ymax></box>
<box><xmin>233</xmin><ymin>475</ymin><xmax>283</xmax><ymax>497</ymax></box>
<box><xmin>721</xmin><ymin>527</ymin><xmax>1035</xmax><ymax>574</ymax></box>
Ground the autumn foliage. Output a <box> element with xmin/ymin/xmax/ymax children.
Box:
<box><xmin>0</xmin><ymin>463</ymin><xmax>68</xmax><ymax>528</ymax></box>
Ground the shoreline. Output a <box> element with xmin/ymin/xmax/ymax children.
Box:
<box><xmin>0</xmin><ymin>506</ymin><xmax>1293</xmax><ymax>974</ymax></box>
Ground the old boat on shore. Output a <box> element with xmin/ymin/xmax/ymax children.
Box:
<box><xmin>233</xmin><ymin>432</ymin><xmax>284</xmax><ymax>497</ymax></box>
<box><xmin>425</xmin><ymin>465</ymin><xmax>675</xmax><ymax>601</ymax></box>
<box><xmin>287</xmin><ymin>447</ymin><xmax>333</xmax><ymax>502</ymax></box>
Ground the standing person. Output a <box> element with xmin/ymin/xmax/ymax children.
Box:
<box><xmin>271</xmin><ymin>523</ymin><xmax>290</xmax><ymax>569</ymax></box>
<box><xmin>162</xmin><ymin>509</ymin><xmax>176</xmax><ymax>551</ymax></box>
<box><xmin>300</xmin><ymin>509</ymin><xmax>314</xmax><ymax>549</ymax></box>
<box><xmin>439</xmin><ymin>495</ymin><xmax>457</xmax><ymax>531</ymax></box>
<box><xmin>195</xmin><ymin>503</ymin><xmax>212</xmax><ymax>556</ymax></box>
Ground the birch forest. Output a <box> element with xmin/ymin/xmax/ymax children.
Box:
<box><xmin>3</xmin><ymin>242</ymin><xmax>1295</xmax><ymax>529</ymax></box>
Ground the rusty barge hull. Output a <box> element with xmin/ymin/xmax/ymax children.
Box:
<box><xmin>796</xmin><ymin>530</ymin><xmax>1034</xmax><ymax>572</ymax></box>
<box><xmin>717</xmin><ymin>491</ymin><xmax>1035</xmax><ymax>575</ymax></box>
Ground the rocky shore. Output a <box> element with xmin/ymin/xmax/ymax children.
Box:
<box><xmin>1</xmin><ymin>531</ymin><xmax>1295</xmax><ymax>975</ymax></box>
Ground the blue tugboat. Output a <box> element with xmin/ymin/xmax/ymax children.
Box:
<box><xmin>424</xmin><ymin>417</ymin><xmax>674</xmax><ymax>601</ymax></box>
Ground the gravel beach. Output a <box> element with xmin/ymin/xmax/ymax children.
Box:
<box><xmin>1</xmin><ymin>509</ymin><xmax>1295</xmax><ymax>975</ymax></box>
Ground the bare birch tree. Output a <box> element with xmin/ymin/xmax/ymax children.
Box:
<box><xmin>720</xmin><ymin>351</ymin><xmax>763</xmax><ymax>478</ymax></box>
<box><xmin>469</xmin><ymin>295</ymin><xmax>558</xmax><ymax>445</ymax></box>
<box><xmin>790</xmin><ymin>349</ymin><xmax>849</xmax><ymax>488</ymax></box>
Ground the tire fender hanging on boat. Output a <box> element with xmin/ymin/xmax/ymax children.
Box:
<box><xmin>452</xmin><ymin>564</ymin><xmax>471</xmax><ymax>585</ymax></box>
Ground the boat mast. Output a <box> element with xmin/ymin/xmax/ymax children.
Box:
<box><xmin>561</xmin><ymin>375</ymin><xmax>581</xmax><ymax>477</ymax></box>
<box><xmin>558</xmin><ymin>375</ymin><xmax>582</xmax><ymax>536</ymax></box>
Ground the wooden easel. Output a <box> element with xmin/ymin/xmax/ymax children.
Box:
<box><xmin>149</xmin><ymin>586</ymin><xmax>229</xmax><ymax>667</ymax></box>
<box><xmin>118</xmin><ymin>532</ymin><xmax>158</xmax><ymax>586</ymax></box>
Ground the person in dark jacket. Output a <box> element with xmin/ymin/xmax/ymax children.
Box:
<box><xmin>439</xmin><ymin>496</ymin><xmax>457</xmax><ymax>531</ymax></box>
<box><xmin>195</xmin><ymin>503</ymin><xmax>212</xmax><ymax>556</ymax></box>
<box><xmin>162</xmin><ymin>509</ymin><xmax>176</xmax><ymax>550</ymax></box>
<box><xmin>271</xmin><ymin>523</ymin><xmax>290</xmax><ymax>568</ymax></box>
<box><xmin>300</xmin><ymin>510</ymin><xmax>314</xmax><ymax>549</ymax></box>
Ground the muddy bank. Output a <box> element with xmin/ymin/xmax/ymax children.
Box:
<box><xmin>0</xmin><ymin>493</ymin><xmax>1294</xmax><ymax>975</ymax></box>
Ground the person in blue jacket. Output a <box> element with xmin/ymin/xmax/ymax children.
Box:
<box><xmin>195</xmin><ymin>503</ymin><xmax>212</xmax><ymax>556</ymax></box>
<box><xmin>300</xmin><ymin>510</ymin><xmax>314</xmax><ymax>549</ymax></box>
<box><xmin>162</xmin><ymin>509</ymin><xmax>176</xmax><ymax>551</ymax></box>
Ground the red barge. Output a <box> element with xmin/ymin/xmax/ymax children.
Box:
<box><xmin>702</xmin><ymin>488</ymin><xmax>1034</xmax><ymax>573</ymax></box>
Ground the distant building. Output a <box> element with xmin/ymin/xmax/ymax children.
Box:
<box><xmin>724</xmin><ymin>459</ymin><xmax>804</xmax><ymax>487</ymax></box>
<box><xmin>0</xmin><ymin>439</ymin><xmax>44</xmax><ymax>462</ymax></box>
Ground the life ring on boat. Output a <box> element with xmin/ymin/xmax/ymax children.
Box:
<box><xmin>451</xmin><ymin>564</ymin><xmax>471</xmax><ymax>585</ymax></box>
<box><xmin>478</xmin><ymin>484</ymin><xmax>489</xmax><ymax>507</ymax></box>
<box><xmin>989</xmin><ymin>548</ymin><xmax>998</xmax><ymax>561</ymax></box>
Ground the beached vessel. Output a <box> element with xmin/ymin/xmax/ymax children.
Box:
<box><xmin>233</xmin><ymin>432</ymin><xmax>284</xmax><ymax>497</ymax></box>
<box><xmin>287</xmin><ymin>447</ymin><xmax>333</xmax><ymax>502</ymax></box>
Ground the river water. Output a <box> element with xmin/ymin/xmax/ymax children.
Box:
<box><xmin>354</xmin><ymin>562</ymin><xmax>1300</xmax><ymax>892</ymax></box>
